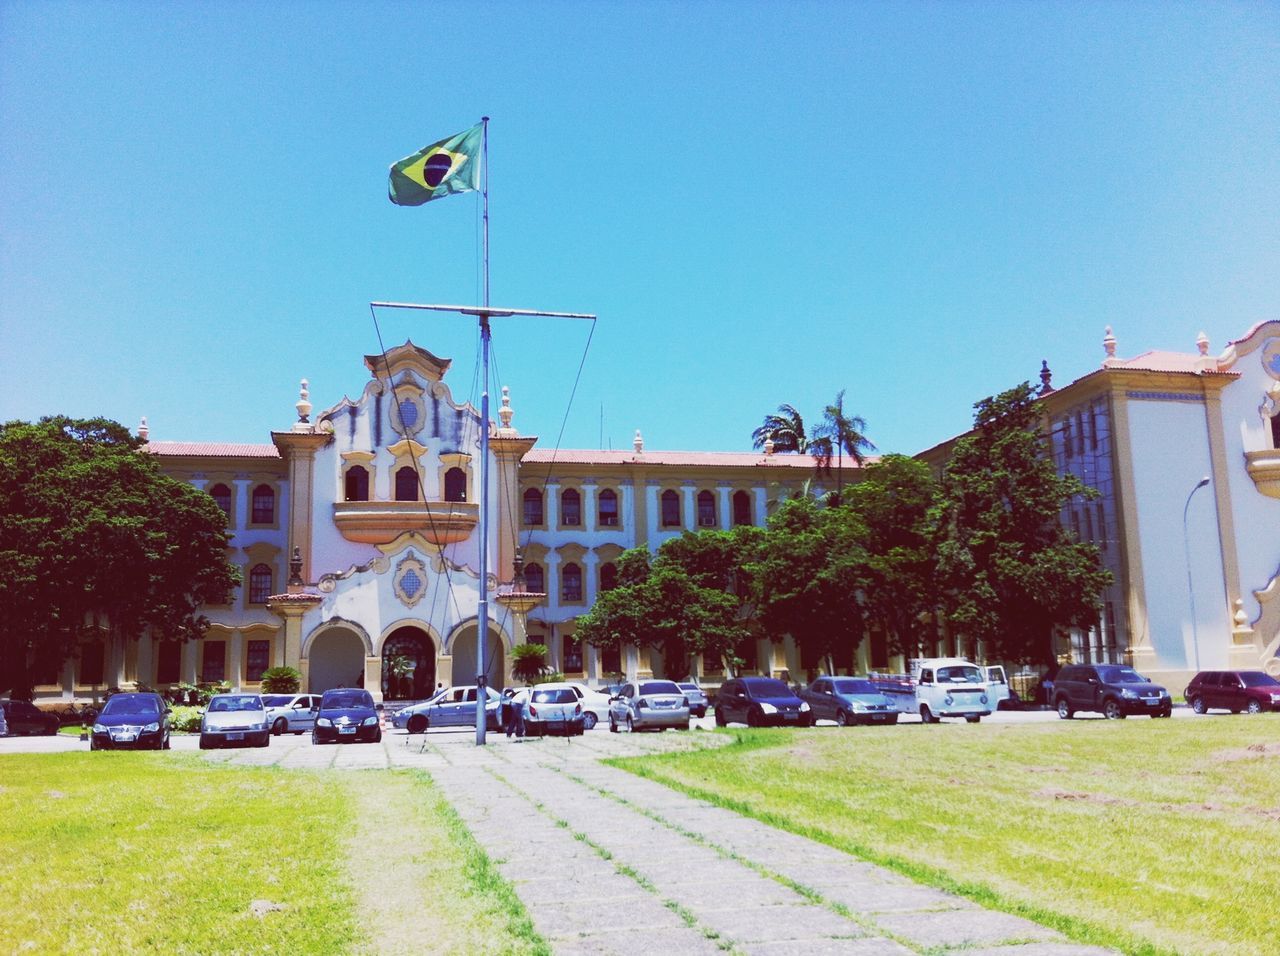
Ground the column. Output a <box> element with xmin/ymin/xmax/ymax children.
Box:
<box><xmin>717</xmin><ymin>484</ymin><xmax>732</xmax><ymax>529</ymax></box>
<box><xmin>582</xmin><ymin>480</ymin><xmax>597</xmax><ymax>532</ymax></box>
<box><xmin>545</xmin><ymin>482</ymin><xmax>560</xmax><ymax>528</ymax></box>
<box><xmin>229</xmin><ymin>631</ymin><xmax>244</xmax><ymax>690</ymax></box>
<box><xmin>364</xmin><ymin>657</ymin><xmax>382</xmax><ymax>704</ymax></box>
<box><xmin>752</xmin><ymin>486</ymin><xmax>767</xmax><ymax>525</ymax></box>
<box><xmin>645</xmin><ymin>480</ymin><xmax>661</xmax><ymax>539</ymax></box>
<box><xmin>681</xmin><ymin>481</ymin><xmax>696</xmax><ymax>531</ymax></box>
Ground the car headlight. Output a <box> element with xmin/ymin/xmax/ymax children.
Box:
<box><xmin>143</xmin><ymin>722</ymin><xmax>160</xmax><ymax>732</ymax></box>
<box><xmin>1120</xmin><ymin>688</ymin><xmax>1138</xmax><ymax>699</ymax></box>
<box><xmin>317</xmin><ymin>717</ymin><xmax>333</xmax><ymax>727</ymax></box>
<box><xmin>759</xmin><ymin>702</ymin><xmax>777</xmax><ymax>714</ymax></box>
<box><xmin>362</xmin><ymin>716</ymin><xmax>378</xmax><ymax>726</ymax></box>
<box><xmin>92</xmin><ymin>723</ymin><xmax>107</xmax><ymax>734</ymax></box>
<box><xmin>850</xmin><ymin>701</ymin><xmax>866</xmax><ymax>711</ymax></box>
<box><xmin>798</xmin><ymin>702</ymin><xmax>810</xmax><ymax>712</ymax></box>
<box><xmin>980</xmin><ymin>694</ymin><xmax>988</xmax><ymax>705</ymax></box>
<box><xmin>1270</xmin><ymin>694</ymin><xmax>1280</xmax><ymax>703</ymax></box>
<box><xmin>249</xmin><ymin>722</ymin><xmax>266</xmax><ymax>731</ymax></box>
<box><xmin>944</xmin><ymin>694</ymin><xmax>954</xmax><ymax>706</ymax></box>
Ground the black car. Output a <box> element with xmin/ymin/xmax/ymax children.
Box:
<box><xmin>1053</xmin><ymin>664</ymin><xmax>1172</xmax><ymax>719</ymax></box>
<box><xmin>715</xmin><ymin>676</ymin><xmax>814</xmax><ymax>728</ymax></box>
<box><xmin>311</xmin><ymin>688</ymin><xmax>381</xmax><ymax>744</ymax></box>
<box><xmin>0</xmin><ymin>699</ymin><xmax>60</xmax><ymax>736</ymax></box>
<box><xmin>91</xmin><ymin>692</ymin><xmax>171</xmax><ymax>750</ymax></box>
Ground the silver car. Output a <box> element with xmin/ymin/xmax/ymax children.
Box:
<box><xmin>392</xmin><ymin>685</ymin><xmax>502</xmax><ymax>733</ymax></box>
<box><xmin>262</xmin><ymin>693</ymin><xmax>321</xmax><ymax>735</ymax></box>
<box><xmin>676</xmin><ymin>681</ymin><xmax>709</xmax><ymax>718</ymax></box>
<box><xmin>200</xmin><ymin>693</ymin><xmax>270</xmax><ymax>749</ymax></box>
<box><xmin>608</xmin><ymin>680</ymin><xmax>691</xmax><ymax>733</ymax></box>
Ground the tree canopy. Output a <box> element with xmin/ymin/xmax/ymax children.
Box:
<box><xmin>0</xmin><ymin>416</ymin><xmax>240</xmax><ymax>695</ymax></box>
<box><xmin>934</xmin><ymin>384</ymin><xmax>1112</xmax><ymax>663</ymax></box>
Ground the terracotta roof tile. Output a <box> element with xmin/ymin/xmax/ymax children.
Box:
<box><xmin>145</xmin><ymin>441</ymin><xmax>282</xmax><ymax>459</ymax></box>
<box><xmin>522</xmin><ymin>449</ymin><xmax>870</xmax><ymax>469</ymax></box>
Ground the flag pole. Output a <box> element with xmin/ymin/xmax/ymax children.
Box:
<box><xmin>475</xmin><ymin>116</ymin><xmax>491</xmax><ymax>746</ymax></box>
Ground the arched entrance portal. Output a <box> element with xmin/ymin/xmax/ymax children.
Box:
<box><xmin>308</xmin><ymin>626</ymin><xmax>367</xmax><ymax>693</ymax></box>
<box><xmin>381</xmin><ymin>626</ymin><xmax>436</xmax><ymax>701</ymax></box>
<box><xmin>449</xmin><ymin>624</ymin><xmax>506</xmax><ymax>690</ymax></box>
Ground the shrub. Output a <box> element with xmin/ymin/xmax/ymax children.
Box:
<box><xmin>167</xmin><ymin>705</ymin><xmax>203</xmax><ymax>733</ymax></box>
<box><xmin>260</xmin><ymin>667</ymin><xmax>302</xmax><ymax>694</ymax></box>
<box><xmin>512</xmin><ymin>644</ymin><xmax>548</xmax><ymax>684</ymax></box>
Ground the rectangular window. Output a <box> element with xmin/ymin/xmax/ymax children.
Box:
<box><xmin>202</xmin><ymin>641</ymin><xmax>226</xmax><ymax>683</ymax></box>
<box><xmin>563</xmin><ymin>637</ymin><xmax>583</xmax><ymax>674</ymax></box>
<box><xmin>79</xmin><ymin>643</ymin><xmax>105</xmax><ymax>686</ymax></box>
<box><xmin>246</xmin><ymin>640</ymin><xmax>271</xmax><ymax>682</ymax></box>
<box><xmin>156</xmin><ymin>642</ymin><xmax>181</xmax><ymax>685</ymax></box>
<box><xmin>598</xmin><ymin>491</ymin><xmax>619</xmax><ymax>526</ymax></box>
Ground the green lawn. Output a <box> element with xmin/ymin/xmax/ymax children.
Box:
<box><xmin>609</xmin><ymin>716</ymin><xmax>1280</xmax><ymax>956</ymax></box>
<box><xmin>0</xmin><ymin>754</ymin><xmax>545</xmax><ymax>954</ymax></box>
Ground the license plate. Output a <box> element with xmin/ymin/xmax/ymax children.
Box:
<box><xmin>339</xmin><ymin>727</ymin><xmax>356</xmax><ymax>734</ymax></box>
<box><xmin>115</xmin><ymin>732</ymin><xmax>136</xmax><ymax>742</ymax></box>
<box><xmin>227</xmin><ymin>732</ymin><xmax>244</xmax><ymax>741</ymax></box>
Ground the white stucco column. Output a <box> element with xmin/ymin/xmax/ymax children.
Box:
<box><xmin>545</xmin><ymin>482</ymin><xmax>560</xmax><ymax>528</ymax></box>
<box><xmin>645</xmin><ymin>480</ymin><xmax>661</xmax><ymax>539</ymax></box>
<box><xmin>681</xmin><ymin>481</ymin><xmax>696</xmax><ymax>531</ymax></box>
<box><xmin>582</xmin><ymin>480</ymin><xmax>597</xmax><ymax>532</ymax></box>
<box><xmin>717</xmin><ymin>484</ymin><xmax>733</xmax><ymax>529</ymax></box>
<box><xmin>229</xmin><ymin>632</ymin><xmax>244</xmax><ymax>690</ymax></box>
<box><xmin>752</xmin><ymin>487</ymin><xmax>767</xmax><ymax>525</ymax></box>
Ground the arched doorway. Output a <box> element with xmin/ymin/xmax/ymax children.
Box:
<box><xmin>307</xmin><ymin>626</ymin><xmax>367</xmax><ymax>693</ymax></box>
<box><xmin>381</xmin><ymin>626</ymin><xmax>436</xmax><ymax>701</ymax></box>
<box><xmin>449</xmin><ymin>623</ymin><xmax>506</xmax><ymax>690</ymax></box>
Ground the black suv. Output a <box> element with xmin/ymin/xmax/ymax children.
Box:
<box><xmin>1053</xmin><ymin>664</ymin><xmax>1172</xmax><ymax>720</ymax></box>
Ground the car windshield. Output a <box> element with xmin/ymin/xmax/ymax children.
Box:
<box><xmin>261</xmin><ymin>695</ymin><xmax>294</xmax><ymax>707</ymax></box>
<box><xmin>936</xmin><ymin>666</ymin><xmax>982</xmax><ymax>684</ymax></box>
<box><xmin>1098</xmin><ymin>667</ymin><xmax>1146</xmax><ymax>683</ymax></box>
<box><xmin>1241</xmin><ymin>672</ymin><xmax>1280</xmax><ymax>688</ymax></box>
<box><xmin>101</xmin><ymin>696</ymin><xmax>160</xmax><ymax>717</ymax></box>
<box><xmin>834</xmin><ymin>679</ymin><xmax>877</xmax><ymax>695</ymax></box>
<box><xmin>209</xmin><ymin>695</ymin><xmax>263</xmax><ymax>712</ymax></box>
<box><xmin>531</xmin><ymin>689</ymin><xmax>576</xmax><ymax>704</ymax></box>
<box><xmin>745</xmin><ymin>678</ymin><xmax>791</xmax><ymax>697</ymax></box>
<box><xmin>677</xmin><ymin>683</ymin><xmax>700</xmax><ymax>692</ymax></box>
<box><xmin>322</xmin><ymin>692</ymin><xmax>373</xmax><ymax>709</ymax></box>
<box><xmin>638</xmin><ymin>681</ymin><xmax>681</xmax><ymax>695</ymax></box>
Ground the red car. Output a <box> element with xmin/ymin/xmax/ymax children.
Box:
<box><xmin>1185</xmin><ymin>670</ymin><xmax>1280</xmax><ymax>715</ymax></box>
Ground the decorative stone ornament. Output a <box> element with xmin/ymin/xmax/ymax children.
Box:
<box><xmin>1102</xmin><ymin>326</ymin><xmax>1118</xmax><ymax>366</ymax></box>
<box><xmin>1262</xmin><ymin>338</ymin><xmax>1280</xmax><ymax>383</ymax></box>
<box><xmin>296</xmin><ymin>379</ymin><xmax>312</xmax><ymax>423</ymax></box>
<box><xmin>393</xmin><ymin>551</ymin><xmax>430</xmax><ymax>609</ymax></box>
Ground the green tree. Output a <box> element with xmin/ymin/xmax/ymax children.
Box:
<box><xmin>934</xmin><ymin>384</ymin><xmax>1112</xmax><ymax>664</ymax></box>
<box><xmin>751</xmin><ymin>403</ymin><xmax>812</xmax><ymax>453</ymax></box>
<box><xmin>0</xmin><ymin>416</ymin><xmax>240</xmax><ymax>695</ymax></box>
<box><xmin>749</xmin><ymin>496</ymin><xmax>871</xmax><ymax>674</ymax></box>
<box><xmin>842</xmin><ymin>454</ymin><xmax>940</xmax><ymax>657</ymax></box>
<box><xmin>811</xmin><ymin>389</ymin><xmax>875</xmax><ymax>499</ymax></box>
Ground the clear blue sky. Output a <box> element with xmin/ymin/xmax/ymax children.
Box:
<box><xmin>2</xmin><ymin>1</ymin><xmax>1277</xmax><ymax>455</ymax></box>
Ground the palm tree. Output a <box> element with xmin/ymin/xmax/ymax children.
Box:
<box><xmin>751</xmin><ymin>404</ymin><xmax>811</xmax><ymax>454</ymax></box>
<box><xmin>812</xmin><ymin>389</ymin><xmax>875</xmax><ymax>497</ymax></box>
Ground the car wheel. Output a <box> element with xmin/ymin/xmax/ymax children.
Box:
<box><xmin>747</xmin><ymin>708</ymin><xmax>762</xmax><ymax>728</ymax></box>
<box><xmin>965</xmin><ymin>715</ymin><xmax>982</xmax><ymax>724</ymax></box>
<box><xmin>407</xmin><ymin>714</ymin><xmax>428</xmax><ymax>734</ymax></box>
<box><xmin>1246</xmin><ymin>699</ymin><xmax>1262</xmax><ymax>715</ymax></box>
<box><xmin>919</xmin><ymin>704</ymin><xmax>938</xmax><ymax>724</ymax></box>
<box><xmin>199</xmin><ymin>735</ymin><xmax>211</xmax><ymax>750</ymax></box>
<box><xmin>163</xmin><ymin>735</ymin><xmax>171</xmax><ymax>750</ymax></box>
<box><xmin>89</xmin><ymin>738</ymin><xmax>98</xmax><ymax>751</ymax></box>
<box><xmin>714</xmin><ymin>707</ymin><xmax>726</xmax><ymax>727</ymax></box>
<box><xmin>45</xmin><ymin>724</ymin><xmax>58</xmax><ymax>736</ymax></box>
<box><xmin>272</xmin><ymin>717</ymin><xmax>288</xmax><ymax>735</ymax></box>
<box><xmin>1056</xmin><ymin>698</ymin><xmax>1073</xmax><ymax>720</ymax></box>
<box><xmin>887</xmin><ymin>714</ymin><xmax>899</xmax><ymax>725</ymax></box>
<box><xmin>835</xmin><ymin>710</ymin><xmax>849</xmax><ymax>727</ymax></box>
<box><xmin>1190</xmin><ymin>697</ymin><xmax>1206</xmax><ymax>715</ymax></box>
<box><xmin>1103</xmin><ymin>699</ymin><xmax>1125</xmax><ymax>720</ymax></box>
<box><xmin>373</xmin><ymin>729</ymin><xmax>382</xmax><ymax>743</ymax></box>
<box><xmin>582</xmin><ymin>712</ymin><xmax>597</xmax><ymax>731</ymax></box>
<box><xmin>609</xmin><ymin>714</ymin><xmax>618</xmax><ymax>733</ymax></box>
<box><xmin>626</xmin><ymin>715</ymin><xmax>636</xmax><ymax>733</ymax></box>
<box><xmin>1154</xmin><ymin>707</ymin><xmax>1172</xmax><ymax>718</ymax></box>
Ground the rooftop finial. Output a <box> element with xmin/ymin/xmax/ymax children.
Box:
<box><xmin>1196</xmin><ymin>331</ymin><xmax>1209</xmax><ymax>356</ymax></box>
<box><xmin>288</xmin><ymin>546</ymin><xmax>304</xmax><ymax>588</ymax></box>
<box><xmin>295</xmin><ymin>378</ymin><xmax>312</xmax><ymax>424</ymax></box>
<box><xmin>764</xmin><ymin>437</ymin><xmax>776</xmax><ymax>455</ymax></box>
<box><xmin>1039</xmin><ymin>360</ymin><xmax>1053</xmax><ymax>394</ymax></box>
<box><xmin>138</xmin><ymin>416</ymin><xmax>149</xmax><ymax>441</ymax></box>
<box><xmin>498</xmin><ymin>385</ymin><xmax>514</xmax><ymax>431</ymax></box>
<box><xmin>1102</xmin><ymin>326</ymin><xmax>1118</xmax><ymax>367</ymax></box>
<box><xmin>633</xmin><ymin>429</ymin><xmax>644</xmax><ymax>454</ymax></box>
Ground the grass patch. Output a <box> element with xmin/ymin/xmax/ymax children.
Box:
<box><xmin>0</xmin><ymin>752</ymin><xmax>362</xmax><ymax>954</ymax></box>
<box><xmin>607</xmin><ymin>717</ymin><xmax>1280</xmax><ymax>956</ymax></box>
<box><xmin>384</xmin><ymin>770</ymin><xmax>550</xmax><ymax>955</ymax></box>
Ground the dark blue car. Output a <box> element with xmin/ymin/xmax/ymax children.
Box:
<box><xmin>311</xmin><ymin>688</ymin><xmax>381</xmax><ymax>744</ymax></box>
<box><xmin>715</xmin><ymin>676</ymin><xmax>813</xmax><ymax>728</ymax></box>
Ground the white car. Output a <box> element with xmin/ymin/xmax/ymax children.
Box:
<box><xmin>200</xmin><ymin>693</ymin><xmax>270</xmax><ymax>749</ymax></box>
<box><xmin>262</xmin><ymin>693</ymin><xmax>321</xmax><ymax>735</ymax></box>
<box><xmin>520</xmin><ymin>686</ymin><xmax>586</xmax><ymax>736</ymax></box>
<box><xmin>608</xmin><ymin>680</ymin><xmax>691</xmax><ymax>733</ymax></box>
<box><xmin>533</xmin><ymin>681</ymin><xmax>612</xmax><ymax>730</ymax></box>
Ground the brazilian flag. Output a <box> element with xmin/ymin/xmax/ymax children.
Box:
<box><xmin>388</xmin><ymin>124</ymin><xmax>482</xmax><ymax>206</ymax></box>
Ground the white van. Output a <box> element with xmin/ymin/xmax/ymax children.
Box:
<box><xmin>985</xmin><ymin>665</ymin><xmax>1011</xmax><ymax>710</ymax></box>
<box><xmin>910</xmin><ymin>658</ymin><xmax>992</xmax><ymax>723</ymax></box>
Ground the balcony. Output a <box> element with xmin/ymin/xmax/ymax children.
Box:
<box><xmin>333</xmin><ymin>500</ymin><xmax>479</xmax><ymax>545</ymax></box>
<box><xmin>1245</xmin><ymin>449</ymin><xmax>1280</xmax><ymax>500</ymax></box>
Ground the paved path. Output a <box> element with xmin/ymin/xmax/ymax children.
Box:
<box><xmin>19</xmin><ymin>727</ymin><xmax>1119</xmax><ymax>954</ymax></box>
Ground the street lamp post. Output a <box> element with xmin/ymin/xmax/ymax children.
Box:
<box><xmin>1182</xmin><ymin>476</ymin><xmax>1211</xmax><ymax>672</ymax></box>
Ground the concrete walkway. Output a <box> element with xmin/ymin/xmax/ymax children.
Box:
<box><xmin>190</xmin><ymin>728</ymin><xmax>1117</xmax><ymax>955</ymax></box>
